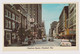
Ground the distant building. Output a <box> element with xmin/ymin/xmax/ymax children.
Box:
<box><xmin>49</xmin><ymin>29</ymin><xmax>52</xmax><ymax>37</ymax></box>
<box><xmin>41</xmin><ymin>22</ymin><xmax>46</xmax><ymax>38</ymax></box>
<box><xmin>55</xmin><ymin>22</ymin><xmax>59</xmax><ymax>38</ymax></box>
<box><xmin>53</xmin><ymin>28</ymin><xmax>56</xmax><ymax>39</ymax></box>
<box><xmin>50</xmin><ymin>21</ymin><xmax>58</xmax><ymax>38</ymax></box>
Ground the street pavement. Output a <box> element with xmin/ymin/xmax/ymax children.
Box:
<box><xmin>8</xmin><ymin>38</ymin><xmax>62</xmax><ymax>46</ymax></box>
<box><xmin>29</xmin><ymin>39</ymin><xmax>62</xmax><ymax>46</ymax></box>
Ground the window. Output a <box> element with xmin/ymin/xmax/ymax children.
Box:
<box><xmin>12</xmin><ymin>22</ymin><xmax>15</xmax><ymax>29</ymax></box>
<box><xmin>9</xmin><ymin>21</ymin><xmax>11</xmax><ymax>29</ymax></box>
<box><xmin>4</xmin><ymin>9</ymin><xmax>8</xmax><ymax>17</ymax></box>
<box><xmin>16</xmin><ymin>16</ymin><xmax>18</xmax><ymax>21</ymax></box>
<box><xmin>5</xmin><ymin>19</ymin><xmax>8</xmax><ymax>28</ymax></box>
<box><xmin>8</xmin><ymin>11</ymin><xmax>11</xmax><ymax>18</ymax></box>
<box><xmin>12</xmin><ymin>13</ymin><xmax>15</xmax><ymax>20</ymax></box>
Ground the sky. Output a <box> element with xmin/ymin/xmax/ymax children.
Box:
<box><xmin>42</xmin><ymin>4</ymin><xmax>69</xmax><ymax>35</ymax></box>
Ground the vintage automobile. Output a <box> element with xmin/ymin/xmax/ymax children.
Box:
<box><xmin>60</xmin><ymin>39</ymin><xmax>71</xmax><ymax>46</ymax></box>
<box><xmin>42</xmin><ymin>37</ymin><xmax>46</xmax><ymax>42</ymax></box>
<box><xmin>69</xmin><ymin>39</ymin><xmax>76</xmax><ymax>46</ymax></box>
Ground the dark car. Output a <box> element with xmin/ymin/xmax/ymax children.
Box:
<box><xmin>70</xmin><ymin>40</ymin><xmax>76</xmax><ymax>46</ymax></box>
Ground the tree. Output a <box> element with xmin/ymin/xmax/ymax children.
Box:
<box><xmin>18</xmin><ymin>28</ymin><xmax>26</xmax><ymax>42</ymax></box>
<box><xmin>25</xmin><ymin>30</ymin><xmax>31</xmax><ymax>36</ymax></box>
<box><xmin>38</xmin><ymin>29</ymin><xmax>42</xmax><ymax>39</ymax></box>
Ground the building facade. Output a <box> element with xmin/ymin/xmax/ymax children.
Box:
<box><xmin>53</xmin><ymin>28</ymin><xmax>56</xmax><ymax>39</ymax></box>
<box><xmin>59</xmin><ymin>4</ymin><xmax>76</xmax><ymax>40</ymax></box>
<box><xmin>68</xmin><ymin>4</ymin><xmax>76</xmax><ymax>39</ymax></box>
<box><xmin>4</xmin><ymin>4</ymin><xmax>27</xmax><ymax>46</ymax></box>
<box><xmin>41</xmin><ymin>22</ymin><xmax>46</xmax><ymax>38</ymax></box>
<box><xmin>4</xmin><ymin>4</ymin><xmax>20</xmax><ymax>45</ymax></box>
<box><xmin>50</xmin><ymin>21</ymin><xmax>58</xmax><ymax>38</ymax></box>
<box><xmin>55</xmin><ymin>22</ymin><xmax>59</xmax><ymax>38</ymax></box>
<box><xmin>26</xmin><ymin>4</ymin><xmax>42</xmax><ymax>38</ymax></box>
<box><xmin>59</xmin><ymin>6</ymin><xmax>68</xmax><ymax>38</ymax></box>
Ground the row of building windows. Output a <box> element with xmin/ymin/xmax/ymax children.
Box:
<box><xmin>4</xmin><ymin>9</ymin><xmax>19</xmax><ymax>22</ymax></box>
<box><xmin>5</xmin><ymin>19</ymin><xmax>16</xmax><ymax>29</ymax></box>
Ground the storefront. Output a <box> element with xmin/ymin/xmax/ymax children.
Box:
<box><xmin>64</xmin><ymin>29</ymin><xmax>76</xmax><ymax>39</ymax></box>
<box><xmin>12</xmin><ymin>33</ymin><xmax>17</xmax><ymax>44</ymax></box>
<box><xmin>4</xmin><ymin>30</ymin><xmax>12</xmax><ymax>45</ymax></box>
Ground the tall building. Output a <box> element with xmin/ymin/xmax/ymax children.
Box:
<box><xmin>26</xmin><ymin>4</ymin><xmax>42</xmax><ymax>38</ymax></box>
<box><xmin>4</xmin><ymin>4</ymin><xmax>27</xmax><ymax>45</ymax></box>
<box><xmin>38</xmin><ymin>4</ymin><xmax>42</xmax><ymax>27</ymax></box>
<box><xmin>4</xmin><ymin>4</ymin><xmax>43</xmax><ymax>46</ymax></box>
<box><xmin>59</xmin><ymin>6</ymin><xmax>68</xmax><ymax>38</ymax></box>
<box><xmin>68</xmin><ymin>4</ymin><xmax>76</xmax><ymax>39</ymax></box>
<box><xmin>59</xmin><ymin>4</ymin><xmax>76</xmax><ymax>40</ymax></box>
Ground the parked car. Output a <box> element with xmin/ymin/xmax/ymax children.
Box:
<box><xmin>60</xmin><ymin>39</ymin><xmax>71</xmax><ymax>46</ymax></box>
<box><xmin>48</xmin><ymin>39</ymin><xmax>50</xmax><ymax>41</ymax></box>
<box><xmin>42</xmin><ymin>37</ymin><xmax>46</xmax><ymax>42</ymax></box>
<box><xmin>48</xmin><ymin>38</ymin><xmax>53</xmax><ymax>41</ymax></box>
<box><xmin>69</xmin><ymin>39</ymin><xmax>76</xmax><ymax>46</ymax></box>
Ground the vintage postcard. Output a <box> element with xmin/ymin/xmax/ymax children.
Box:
<box><xmin>3</xmin><ymin>2</ymin><xmax>79</xmax><ymax>51</ymax></box>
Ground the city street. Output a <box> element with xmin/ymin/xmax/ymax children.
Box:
<box><xmin>4</xmin><ymin>4</ymin><xmax>76</xmax><ymax>47</ymax></box>
<box><xmin>30</xmin><ymin>39</ymin><xmax>61</xmax><ymax>46</ymax></box>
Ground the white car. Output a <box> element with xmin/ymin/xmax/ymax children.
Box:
<box><xmin>60</xmin><ymin>39</ymin><xmax>71</xmax><ymax>46</ymax></box>
<box><xmin>42</xmin><ymin>37</ymin><xmax>46</xmax><ymax>41</ymax></box>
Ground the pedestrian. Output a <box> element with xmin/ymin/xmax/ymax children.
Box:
<box><xmin>33</xmin><ymin>38</ymin><xmax>36</xmax><ymax>44</ymax></box>
<box><xmin>33</xmin><ymin>40</ymin><xmax>35</xmax><ymax>44</ymax></box>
